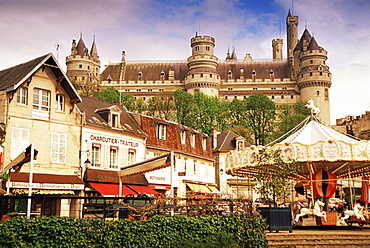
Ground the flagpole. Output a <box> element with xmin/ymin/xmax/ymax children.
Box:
<box><xmin>26</xmin><ymin>143</ymin><xmax>34</xmax><ymax>219</ymax></box>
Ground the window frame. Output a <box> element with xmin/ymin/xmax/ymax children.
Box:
<box><xmin>50</xmin><ymin>132</ymin><xmax>67</xmax><ymax>164</ymax></box>
<box><xmin>33</xmin><ymin>88</ymin><xmax>51</xmax><ymax>112</ymax></box>
<box><xmin>17</xmin><ymin>87</ymin><xmax>28</xmax><ymax>105</ymax></box>
<box><xmin>109</xmin><ymin>146</ymin><xmax>118</xmax><ymax>169</ymax></box>
<box><xmin>56</xmin><ymin>94</ymin><xmax>65</xmax><ymax>112</ymax></box>
<box><xmin>157</xmin><ymin>123</ymin><xmax>167</xmax><ymax>140</ymax></box>
<box><xmin>91</xmin><ymin>143</ymin><xmax>101</xmax><ymax>167</ymax></box>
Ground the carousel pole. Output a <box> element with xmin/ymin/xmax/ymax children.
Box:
<box><xmin>348</xmin><ymin>167</ymin><xmax>353</xmax><ymax>210</ymax></box>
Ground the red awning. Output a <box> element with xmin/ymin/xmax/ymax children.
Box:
<box><xmin>89</xmin><ymin>183</ymin><xmax>137</xmax><ymax>197</ymax></box>
<box><xmin>127</xmin><ymin>185</ymin><xmax>161</xmax><ymax>196</ymax></box>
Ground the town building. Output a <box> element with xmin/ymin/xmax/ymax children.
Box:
<box><xmin>0</xmin><ymin>53</ymin><xmax>84</xmax><ymax>216</ymax></box>
<box><xmin>66</xmin><ymin>10</ymin><xmax>332</xmax><ymax>124</ymax></box>
<box><xmin>212</xmin><ymin>130</ymin><xmax>258</xmax><ymax>199</ymax></box>
<box><xmin>128</xmin><ymin>113</ymin><xmax>216</xmax><ymax>198</ymax></box>
<box><xmin>76</xmin><ymin>96</ymin><xmax>160</xmax><ymax>197</ymax></box>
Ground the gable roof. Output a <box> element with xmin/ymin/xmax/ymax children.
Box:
<box><xmin>0</xmin><ymin>53</ymin><xmax>81</xmax><ymax>103</ymax></box>
<box><xmin>77</xmin><ymin>96</ymin><xmax>146</xmax><ymax>137</ymax></box>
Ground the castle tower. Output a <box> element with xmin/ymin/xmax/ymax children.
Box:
<box><xmin>66</xmin><ymin>33</ymin><xmax>101</xmax><ymax>87</ymax></box>
<box><xmin>185</xmin><ymin>33</ymin><xmax>220</xmax><ymax>97</ymax></box>
<box><xmin>272</xmin><ymin>38</ymin><xmax>283</xmax><ymax>61</ymax></box>
<box><xmin>296</xmin><ymin>30</ymin><xmax>332</xmax><ymax>123</ymax></box>
<box><xmin>286</xmin><ymin>10</ymin><xmax>298</xmax><ymax>60</ymax></box>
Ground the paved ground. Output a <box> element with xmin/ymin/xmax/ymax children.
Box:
<box><xmin>266</xmin><ymin>224</ymin><xmax>370</xmax><ymax>236</ymax></box>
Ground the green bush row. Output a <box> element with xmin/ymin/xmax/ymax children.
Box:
<box><xmin>0</xmin><ymin>215</ymin><xmax>267</xmax><ymax>248</ymax></box>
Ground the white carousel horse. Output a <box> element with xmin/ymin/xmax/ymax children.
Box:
<box><xmin>305</xmin><ymin>100</ymin><xmax>320</xmax><ymax>115</ymax></box>
<box><xmin>294</xmin><ymin>199</ymin><xmax>327</xmax><ymax>223</ymax></box>
<box><xmin>341</xmin><ymin>203</ymin><xmax>366</xmax><ymax>224</ymax></box>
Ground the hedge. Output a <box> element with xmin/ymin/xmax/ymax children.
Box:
<box><xmin>0</xmin><ymin>215</ymin><xmax>268</xmax><ymax>248</ymax></box>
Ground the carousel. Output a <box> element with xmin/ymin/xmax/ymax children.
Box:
<box><xmin>225</xmin><ymin>101</ymin><xmax>370</xmax><ymax>226</ymax></box>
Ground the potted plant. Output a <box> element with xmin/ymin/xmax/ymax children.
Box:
<box><xmin>253</xmin><ymin>148</ymin><xmax>299</xmax><ymax>232</ymax></box>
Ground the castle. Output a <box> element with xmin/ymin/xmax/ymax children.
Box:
<box><xmin>66</xmin><ymin>10</ymin><xmax>332</xmax><ymax>124</ymax></box>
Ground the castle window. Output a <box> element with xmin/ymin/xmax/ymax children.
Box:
<box><xmin>253</xmin><ymin>88</ymin><xmax>257</xmax><ymax>90</ymax></box>
<box><xmin>200</xmin><ymin>74</ymin><xmax>203</xmax><ymax>77</ymax></box>
<box><xmin>17</xmin><ymin>87</ymin><xmax>28</xmax><ymax>105</ymax></box>
<box><xmin>148</xmin><ymin>89</ymin><xmax>152</xmax><ymax>92</ymax></box>
<box><xmin>143</xmin><ymin>97</ymin><xmax>146</xmax><ymax>100</ymax></box>
<box><xmin>234</xmin><ymin>96</ymin><xmax>237</xmax><ymax>99</ymax></box>
<box><xmin>320</xmin><ymin>72</ymin><xmax>323</xmax><ymax>76</ymax></box>
<box><xmin>272</xmin><ymin>96</ymin><xmax>275</xmax><ymax>99</ymax></box>
<box><xmin>271</xmin><ymin>87</ymin><xmax>276</xmax><ymax>90</ymax></box>
<box><xmin>310</xmin><ymin>72</ymin><xmax>313</xmax><ymax>76</ymax></box>
<box><xmin>325</xmin><ymin>89</ymin><xmax>329</xmax><ymax>100</ymax></box>
<box><xmin>310</xmin><ymin>60</ymin><xmax>313</xmax><ymax>64</ymax></box>
<box><xmin>244</xmin><ymin>96</ymin><xmax>247</xmax><ymax>99</ymax></box>
<box><xmin>192</xmin><ymin>74</ymin><xmax>194</xmax><ymax>78</ymax></box>
<box><xmin>159</xmin><ymin>89</ymin><xmax>164</xmax><ymax>92</ymax></box>
<box><xmin>282</xmin><ymin>87</ymin><xmax>287</xmax><ymax>90</ymax></box>
<box><xmin>228</xmin><ymin>88</ymin><xmax>233</xmax><ymax>91</ymax></box>
<box><xmin>195</xmin><ymin>46</ymin><xmax>199</xmax><ymax>51</ymax></box>
<box><xmin>281</xmin><ymin>95</ymin><xmax>284</xmax><ymax>99</ymax></box>
<box><xmin>225</xmin><ymin>96</ymin><xmax>228</xmax><ymax>99</ymax></box>
<box><xmin>88</xmin><ymin>66</ymin><xmax>90</xmax><ymax>69</ymax></box>
<box><xmin>317</xmin><ymin>91</ymin><xmax>320</xmax><ymax>96</ymax></box>
<box><xmin>291</xmin><ymin>95</ymin><xmax>294</xmax><ymax>99</ymax></box>
<box><xmin>79</xmin><ymin>64</ymin><xmax>82</xmax><ymax>68</ymax></box>
<box><xmin>206</xmin><ymin>46</ymin><xmax>210</xmax><ymax>51</ymax></box>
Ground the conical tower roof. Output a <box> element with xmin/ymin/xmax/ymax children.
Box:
<box><xmin>90</xmin><ymin>35</ymin><xmax>98</xmax><ymax>57</ymax></box>
<box><xmin>76</xmin><ymin>32</ymin><xmax>88</xmax><ymax>56</ymax></box>
<box><xmin>308</xmin><ymin>36</ymin><xmax>320</xmax><ymax>51</ymax></box>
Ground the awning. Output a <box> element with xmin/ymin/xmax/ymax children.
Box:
<box><xmin>13</xmin><ymin>189</ymin><xmax>75</xmax><ymax>195</ymax></box>
<box><xmin>119</xmin><ymin>153</ymin><xmax>171</xmax><ymax>177</ymax></box>
<box><xmin>207</xmin><ymin>185</ymin><xmax>220</xmax><ymax>193</ymax></box>
<box><xmin>186</xmin><ymin>183</ymin><xmax>212</xmax><ymax>193</ymax></box>
<box><xmin>89</xmin><ymin>182</ymin><xmax>137</xmax><ymax>197</ymax></box>
<box><xmin>148</xmin><ymin>184</ymin><xmax>171</xmax><ymax>190</ymax></box>
<box><xmin>2</xmin><ymin>145</ymin><xmax>38</xmax><ymax>174</ymax></box>
<box><xmin>127</xmin><ymin>185</ymin><xmax>161</xmax><ymax>196</ymax></box>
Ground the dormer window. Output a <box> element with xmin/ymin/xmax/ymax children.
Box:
<box><xmin>157</xmin><ymin>123</ymin><xmax>167</xmax><ymax>140</ymax></box>
<box><xmin>237</xmin><ymin>140</ymin><xmax>244</xmax><ymax>150</ymax></box>
<box><xmin>95</xmin><ymin>106</ymin><xmax>122</xmax><ymax>128</ymax></box>
<box><xmin>160</xmin><ymin>71</ymin><xmax>165</xmax><ymax>80</ymax></box>
<box><xmin>181</xmin><ymin>130</ymin><xmax>186</xmax><ymax>144</ymax></box>
<box><xmin>191</xmin><ymin>133</ymin><xmax>196</xmax><ymax>147</ymax></box>
<box><xmin>138</xmin><ymin>71</ymin><xmax>143</xmax><ymax>80</ymax></box>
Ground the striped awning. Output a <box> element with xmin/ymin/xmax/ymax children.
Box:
<box><xmin>186</xmin><ymin>183</ymin><xmax>212</xmax><ymax>193</ymax></box>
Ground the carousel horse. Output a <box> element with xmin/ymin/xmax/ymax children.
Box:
<box><xmin>294</xmin><ymin>199</ymin><xmax>327</xmax><ymax>223</ymax></box>
<box><xmin>305</xmin><ymin>100</ymin><xmax>320</xmax><ymax>115</ymax></box>
<box><xmin>341</xmin><ymin>202</ymin><xmax>366</xmax><ymax>224</ymax></box>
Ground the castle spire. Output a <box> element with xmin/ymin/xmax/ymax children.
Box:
<box><xmin>90</xmin><ymin>35</ymin><xmax>99</xmax><ymax>57</ymax></box>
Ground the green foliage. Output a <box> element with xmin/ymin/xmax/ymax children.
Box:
<box><xmin>254</xmin><ymin>149</ymin><xmax>299</xmax><ymax>205</ymax></box>
<box><xmin>96</xmin><ymin>87</ymin><xmax>121</xmax><ymax>103</ymax></box>
<box><xmin>0</xmin><ymin>215</ymin><xmax>268</xmax><ymax>248</ymax></box>
<box><xmin>244</xmin><ymin>94</ymin><xmax>276</xmax><ymax>145</ymax></box>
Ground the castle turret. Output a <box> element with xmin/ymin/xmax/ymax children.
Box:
<box><xmin>272</xmin><ymin>38</ymin><xmax>283</xmax><ymax>61</ymax></box>
<box><xmin>185</xmin><ymin>33</ymin><xmax>220</xmax><ymax>96</ymax></box>
<box><xmin>66</xmin><ymin>33</ymin><xmax>101</xmax><ymax>91</ymax></box>
<box><xmin>296</xmin><ymin>31</ymin><xmax>332</xmax><ymax>123</ymax></box>
<box><xmin>286</xmin><ymin>10</ymin><xmax>298</xmax><ymax>60</ymax></box>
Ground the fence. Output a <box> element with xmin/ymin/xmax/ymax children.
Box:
<box><xmin>0</xmin><ymin>195</ymin><xmax>254</xmax><ymax>221</ymax></box>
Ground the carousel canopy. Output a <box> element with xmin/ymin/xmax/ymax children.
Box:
<box><xmin>226</xmin><ymin>116</ymin><xmax>370</xmax><ymax>180</ymax></box>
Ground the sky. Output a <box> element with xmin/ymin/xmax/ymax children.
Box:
<box><xmin>1</xmin><ymin>0</ymin><xmax>369</xmax><ymax>125</ymax></box>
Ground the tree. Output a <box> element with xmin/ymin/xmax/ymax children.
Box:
<box><xmin>146</xmin><ymin>92</ymin><xmax>176</xmax><ymax>120</ymax></box>
<box><xmin>120</xmin><ymin>94</ymin><xmax>137</xmax><ymax>112</ymax></box>
<box><xmin>271</xmin><ymin>101</ymin><xmax>310</xmax><ymax>142</ymax></box>
<box><xmin>254</xmin><ymin>148</ymin><xmax>299</xmax><ymax>206</ymax></box>
<box><xmin>96</xmin><ymin>87</ymin><xmax>120</xmax><ymax>103</ymax></box>
<box><xmin>244</xmin><ymin>94</ymin><xmax>276</xmax><ymax>145</ymax></box>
